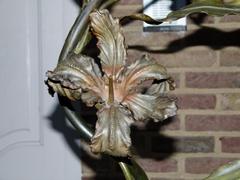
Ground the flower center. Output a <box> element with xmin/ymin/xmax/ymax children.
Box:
<box><xmin>107</xmin><ymin>76</ymin><xmax>114</xmax><ymax>105</ymax></box>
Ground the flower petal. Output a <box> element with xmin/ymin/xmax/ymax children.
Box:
<box><xmin>122</xmin><ymin>93</ymin><xmax>177</xmax><ymax>122</ymax></box>
<box><xmin>151</xmin><ymin>96</ymin><xmax>177</xmax><ymax>122</ymax></box>
<box><xmin>122</xmin><ymin>94</ymin><xmax>154</xmax><ymax>120</ymax></box>
<box><xmin>121</xmin><ymin>54</ymin><xmax>170</xmax><ymax>94</ymax></box>
<box><xmin>90</xmin><ymin>105</ymin><xmax>134</xmax><ymax>157</ymax></box>
<box><xmin>81</xmin><ymin>91</ymin><xmax>102</xmax><ymax>107</ymax></box>
<box><xmin>46</xmin><ymin>54</ymin><xmax>104</xmax><ymax>104</ymax></box>
<box><xmin>90</xmin><ymin>10</ymin><xmax>126</xmax><ymax>78</ymax></box>
<box><xmin>146</xmin><ymin>78</ymin><xmax>175</xmax><ymax>96</ymax></box>
<box><xmin>46</xmin><ymin>80</ymin><xmax>81</xmax><ymax>101</ymax></box>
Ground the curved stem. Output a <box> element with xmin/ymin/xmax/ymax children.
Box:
<box><xmin>63</xmin><ymin>106</ymin><xmax>93</xmax><ymax>140</ymax></box>
<box><xmin>58</xmin><ymin>0</ymin><xmax>104</xmax><ymax>62</ymax></box>
<box><xmin>99</xmin><ymin>0</ymin><xmax>119</xmax><ymax>9</ymax></box>
<box><xmin>119</xmin><ymin>162</ymin><xmax>135</xmax><ymax>180</ymax></box>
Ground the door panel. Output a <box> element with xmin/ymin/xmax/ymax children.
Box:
<box><xmin>0</xmin><ymin>0</ymin><xmax>41</xmax><ymax>153</ymax></box>
<box><xmin>0</xmin><ymin>0</ymin><xmax>82</xmax><ymax>179</ymax></box>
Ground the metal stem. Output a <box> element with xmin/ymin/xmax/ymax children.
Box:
<box><xmin>58</xmin><ymin>0</ymin><xmax>104</xmax><ymax>62</ymax></box>
<box><xmin>63</xmin><ymin>106</ymin><xmax>93</xmax><ymax>140</ymax></box>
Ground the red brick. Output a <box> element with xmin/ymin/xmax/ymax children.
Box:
<box><xmin>127</xmin><ymin>48</ymin><xmax>217</xmax><ymax>68</ymax></box>
<box><xmin>132</xmin><ymin>116</ymin><xmax>180</xmax><ymax>132</ymax></box>
<box><xmin>220</xmin><ymin>48</ymin><xmax>240</xmax><ymax>67</ymax></box>
<box><xmin>136</xmin><ymin>115</ymin><xmax>180</xmax><ymax>131</ymax></box>
<box><xmin>126</xmin><ymin>27</ymin><xmax>238</xmax><ymax>48</ymax></box>
<box><xmin>177</xmin><ymin>94</ymin><xmax>216</xmax><ymax>109</ymax></box>
<box><xmin>111</xmin><ymin>6</ymin><xmax>140</xmax><ymax>17</ymax></box>
<box><xmin>186</xmin><ymin>72</ymin><xmax>240</xmax><ymax>88</ymax></box>
<box><xmin>220</xmin><ymin>15</ymin><xmax>240</xmax><ymax>22</ymax></box>
<box><xmin>136</xmin><ymin>158</ymin><xmax>177</xmax><ymax>172</ymax></box>
<box><xmin>161</xmin><ymin>116</ymin><xmax>180</xmax><ymax>131</ymax></box>
<box><xmin>185</xmin><ymin>157</ymin><xmax>235</xmax><ymax>174</ymax></box>
<box><xmin>220</xmin><ymin>93</ymin><xmax>240</xmax><ymax>110</ymax></box>
<box><xmin>152</xmin><ymin>136</ymin><xmax>214</xmax><ymax>153</ymax></box>
<box><xmin>220</xmin><ymin>137</ymin><xmax>240</xmax><ymax>153</ymax></box>
<box><xmin>124</xmin><ymin>31</ymin><xmax>187</xmax><ymax>47</ymax></box>
<box><xmin>186</xmin><ymin>115</ymin><xmax>240</xmax><ymax>131</ymax></box>
<box><xmin>154</xmin><ymin>50</ymin><xmax>216</xmax><ymax>68</ymax></box>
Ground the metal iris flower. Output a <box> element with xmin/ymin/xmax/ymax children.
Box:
<box><xmin>46</xmin><ymin>9</ymin><xmax>177</xmax><ymax>157</ymax></box>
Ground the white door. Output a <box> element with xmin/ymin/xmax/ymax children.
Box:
<box><xmin>0</xmin><ymin>0</ymin><xmax>82</xmax><ymax>179</ymax></box>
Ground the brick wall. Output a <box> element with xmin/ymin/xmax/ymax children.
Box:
<box><xmin>82</xmin><ymin>1</ymin><xmax>240</xmax><ymax>179</ymax></box>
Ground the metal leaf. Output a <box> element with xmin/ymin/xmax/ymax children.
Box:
<box><xmin>119</xmin><ymin>159</ymin><xmax>149</xmax><ymax>180</ymax></box>
<box><xmin>162</xmin><ymin>0</ymin><xmax>240</xmax><ymax>22</ymax></box>
<box><xmin>120</xmin><ymin>0</ymin><xmax>240</xmax><ymax>25</ymax></box>
<box><xmin>120</xmin><ymin>13</ymin><xmax>162</xmax><ymax>25</ymax></box>
<box><xmin>205</xmin><ymin>160</ymin><xmax>240</xmax><ymax>180</ymax></box>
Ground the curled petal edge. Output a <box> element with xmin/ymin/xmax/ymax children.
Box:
<box><xmin>122</xmin><ymin>93</ymin><xmax>177</xmax><ymax>122</ymax></box>
<box><xmin>91</xmin><ymin>105</ymin><xmax>134</xmax><ymax>157</ymax></box>
<box><xmin>121</xmin><ymin>54</ymin><xmax>171</xmax><ymax>94</ymax></box>
<box><xmin>47</xmin><ymin>54</ymin><xmax>104</xmax><ymax>105</ymax></box>
<box><xmin>90</xmin><ymin>9</ymin><xmax>127</xmax><ymax>77</ymax></box>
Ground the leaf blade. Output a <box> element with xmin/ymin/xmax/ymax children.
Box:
<box><xmin>162</xmin><ymin>0</ymin><xmax>240</xmax><ymax>22</ymax></box>
<box><xmin>205</xmin><ymin>160</ymin><xmax>240</xmax><ymax>180</ymax></box>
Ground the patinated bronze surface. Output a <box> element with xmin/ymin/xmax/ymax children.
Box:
<box><xmin>46</xmin><ymin>10</ymin><xmax>176</xmax><ymax>157</ymax></box>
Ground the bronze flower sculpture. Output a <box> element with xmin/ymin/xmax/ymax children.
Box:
<box><xmin>46</xmin><ymin>9</ymin><xmax>177</xmax><ymax>157</ymax></box>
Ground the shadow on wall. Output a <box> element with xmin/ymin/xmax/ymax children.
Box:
<box><xmin>47</xmin><ymin>104</ymin><xmax>124</xmax><ymax>179</ymax></box>
<box><xmin>128</xmin><ymin>27</ymin><xmax>240</xmax><ymax>54</ymax></box>
<box><xmin>72</xmin><ymin>0</ymin><xmax>85</xmax><ymax>8</ymax></box>
<box><xmin>119</xmin><ymin>0</ymin><xmax>240</xmax><ymax>52</ymax></box>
